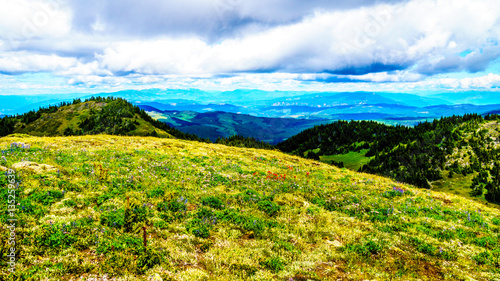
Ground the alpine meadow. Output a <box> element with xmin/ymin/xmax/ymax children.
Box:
<box><xmin>3</xmin><ymin>0</ymin><xmax>500</xmax><ymax>280</ymax></box>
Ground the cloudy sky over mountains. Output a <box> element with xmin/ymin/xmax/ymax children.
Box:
<box><xmin>0</xmin><ymin>0</ymin><xmax>499</xmax><ymax>95</ymax></box>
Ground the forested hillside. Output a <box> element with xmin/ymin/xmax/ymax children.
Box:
<box><xmin>278</xmin><ymin>114</ymin><xmax>500</xmax><ymax>204</ymax></box>
<box><xmin>0</xmin><ymin>97</ymin><xmax>208</xmax><ymax>142</ymax></box>
<box><xmin>215</xmin><ymin>135</ymin><xmax>276</xmax><ymax>150</ymax></box>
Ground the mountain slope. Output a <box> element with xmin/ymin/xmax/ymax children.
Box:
<box><xmin>0</xmin><ymin>134</ymin><xmax>499</xmax><ymax>280</ymax></box>
<box><xmin>278</xmin><ymin>114</ymin><xmax>500</xmax><ymax>205</ymax></box>
<box><xmin>0</xmin><ymin>97</ymin><xmax>207</xmax><ymax>142</ymax></box>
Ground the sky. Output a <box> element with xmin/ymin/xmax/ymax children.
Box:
<box><xmin>0</xmin><ymin>0</ymin><xmax>500</xmax><ymax>96</ymax></box>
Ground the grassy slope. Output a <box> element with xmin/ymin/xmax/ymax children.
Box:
<box><xmin>316</xmin><ymin>121</ymin><xmax>500</xmax><ymax>205</ymax></box>
<box><xmin>0</xmin><ymin>135</ymin><xmax>499</xmax><ymax>280</ymax></box>
<box><xmin>320</xmin><ymin>149</ymin><xmax>372</xmax><ymax>171</ymax></box>
<box><xmin>429</xmin><ymin>120</ymin><xmax>500</xmax><ymax>206</ymax></box>
<box><xmin>13</xmin><ymin>101</ymin><xmax>172</xmax><ymax>138</ymax></box>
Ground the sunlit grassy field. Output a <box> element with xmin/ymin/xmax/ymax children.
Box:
<box><xmin>431</xmin><ymin>172</ymin><xmax>496</xmax><ymax>208</ymax></box>
<box><xmin>1</xmin><ymin>134</ymin><xmax>499</xmax><ymax>280</ymax></box>
<box><xmin>320</xmin><ymin>149</ymin><xmax>372</xmax><ymax>171</ymax></box>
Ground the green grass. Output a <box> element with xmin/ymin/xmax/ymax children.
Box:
<box><xmin>0</xmin><ymin>135</ymin><xmax>499</xmax><ymax>280</ymax></box>
<box><xmin>320</xmin><ymin>149</ymin><xmax>372</xmax><ymax>171</ymax></box>
<box><xmin>431</xmin><ymin>171</ymin><xmax>500</xmax><ymax>210</ymax></box>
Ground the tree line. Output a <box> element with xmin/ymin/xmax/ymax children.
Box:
<box><xmin>277</xmin><ymin>114</ymin><xmax>500</xmax><ymax>203</ymax></box>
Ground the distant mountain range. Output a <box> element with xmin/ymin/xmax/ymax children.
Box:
<box><xmin>131</xmin><ymin>91</ymin><xmax>500</xmax><ymax>125</ymax></box>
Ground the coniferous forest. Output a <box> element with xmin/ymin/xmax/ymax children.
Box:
<box><xmin>278</xmin><ymin>114</ymin><xmax>500</xmax><ymax>203</ymax></box>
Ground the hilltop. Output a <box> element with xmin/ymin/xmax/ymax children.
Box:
<box><xmin>278</xmin><ymin>114</ymin><xmax>500</xmax><ymax>206</ymax></box>
<box><xmin>0</xmin><ymin>97</ymin><xmax>207</xmax><ymax>142</ymax></box>
<box><xmin>0</xmin><ymin>134</ymin><xmax>499</xmax><ymax>280</ymax></box>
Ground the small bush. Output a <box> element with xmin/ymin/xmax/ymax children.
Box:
<box><xmin>473</xmin><ymin>250</ymin><xmax>500</xmax><ymax>265</ymax></box>
<box><xmin>439</xmin><ymin>249</ymin><xmax>458</xmax><ymax>261</ymax></box>
<box><xmin>310</xmin><ymin>196</ymin><xmax>326</xmax><ymax>207</ymax></box>
<box><xmin>102</xmin><ymin>252</ymin><xmax>135</xmax><ymax>276</ymax></box>
<box><xmin>306</xmin><ymin>206</ymin><xmax>320</xmax><ymax>215</ymax></box>
<box><xmin>345</xmin><ymin>239</ymin><xmax>384</xmax><ymax>256</ymax></box>
<box><xmin>29</xmin><ymin>190</ymin><xmax>64</xmax><ymax>205</ymax></box>
<box><xmin>35</xmin><ymin>225</ymin><xmax>76</xmax><ymax>249</ymax></box>
<box><xmin>272</xmin><ymin>241</ymin><xmax>301</xmax><ymax>256</ymax></box>
<box><xmin>123</xmin><ymin>201</ymin><xmax>151</xmax><ymax>232</ymax></box>
<box><xmin>473</xmin><ymin>236</ymin><xmax>498</xmax><ymax>250</ymax></box>
<box><xmin>257</xmin><ymin>200</ymin><xmax>280</xmax><ymax>216</ymax></box>
<box><xmin>382</xmin><ymin>187</ymin><xmax>411</xmax><ymax>198</ymax></box>
<box><xmin>186</xmin><ymin>218</ymin><xmax>212</xmax><ymax>238</ymax></box>
<box><xmin>409</xmin><ymin>237</ymin><xmax>437</xmax><ymax>255</ymax></box>
<box><xmin>100</xmin><ymin>209</ymin><xmax>125</xmax><ymax>229</ymax></box>
<box><xmin>148</xmin><ymin>187</ymin><xmax>165</xmax><ymax>198</ymax></box>
<box><xmin>97</xmin><ymin>193</ymin><xmax>112</xmax><ymax>205</ymax></box>
<box><xmin>158</xmin><ymin>198</ymin><xmax>187</xmax><ymax>213</ymax></box>
<box><xmin>474</xmin><ymin>251</ymin><xmax>493</xmax><ymax>265</ymax></box>
<box><xmin>63</xmin><ymin>199</ymin><xmax>77</xmax><ymax>207</ymax></box>
<box><xmin>201</xmin><ymin>195</ymin><xmax>224</xmax><ymax>209</ymax></box>
<box><xmin>136</xmin><ymin>247</ymin><xmax>163</xmax><ymax>273</ymax></box>
<box><xmin>19</xmin><ymin>199</ymin><xmax>46</xmax><ymax>218</ymax></box>
<box><xmin>260</xmin><ymin>256</ymin><xmax>286</xmax><ymax>272</ymax></box>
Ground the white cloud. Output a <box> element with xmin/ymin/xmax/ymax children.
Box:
<box><xmin>90</xmin><ymin>0</ymin><xmax>500</xmax><ymax>77</ymax></box>
<box><xmin>0</xmin><ymin>0</ymin><xmax>500</xmax><ymax>94</ymax></box>
<box><xmin>0</xmin><ymin>52</ymin><xmax>78</xmax><ymax>73</ymax></box>
<box><xmin>0</xmin><ymin>0</ymin><xmax>71</xmax><ymax>49</ymax></box>
<box><xmin>98</xmin><ymin>38</ymin><xmax>210</xmax><ymax>75</ymax></box>
<box><xmin>58</xmin><ymin>61</ymin><xmax>112</xmax><ymax>76</ymax></box>
<box><xmin>345</xmin><ymin>71</ymin><xmax>424</xmax><ymax>82</ymax></box>
<box><xmin>432</xmin><ymin>73</ymin><xmax>500</xmax><ymax>89</ymax></box>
